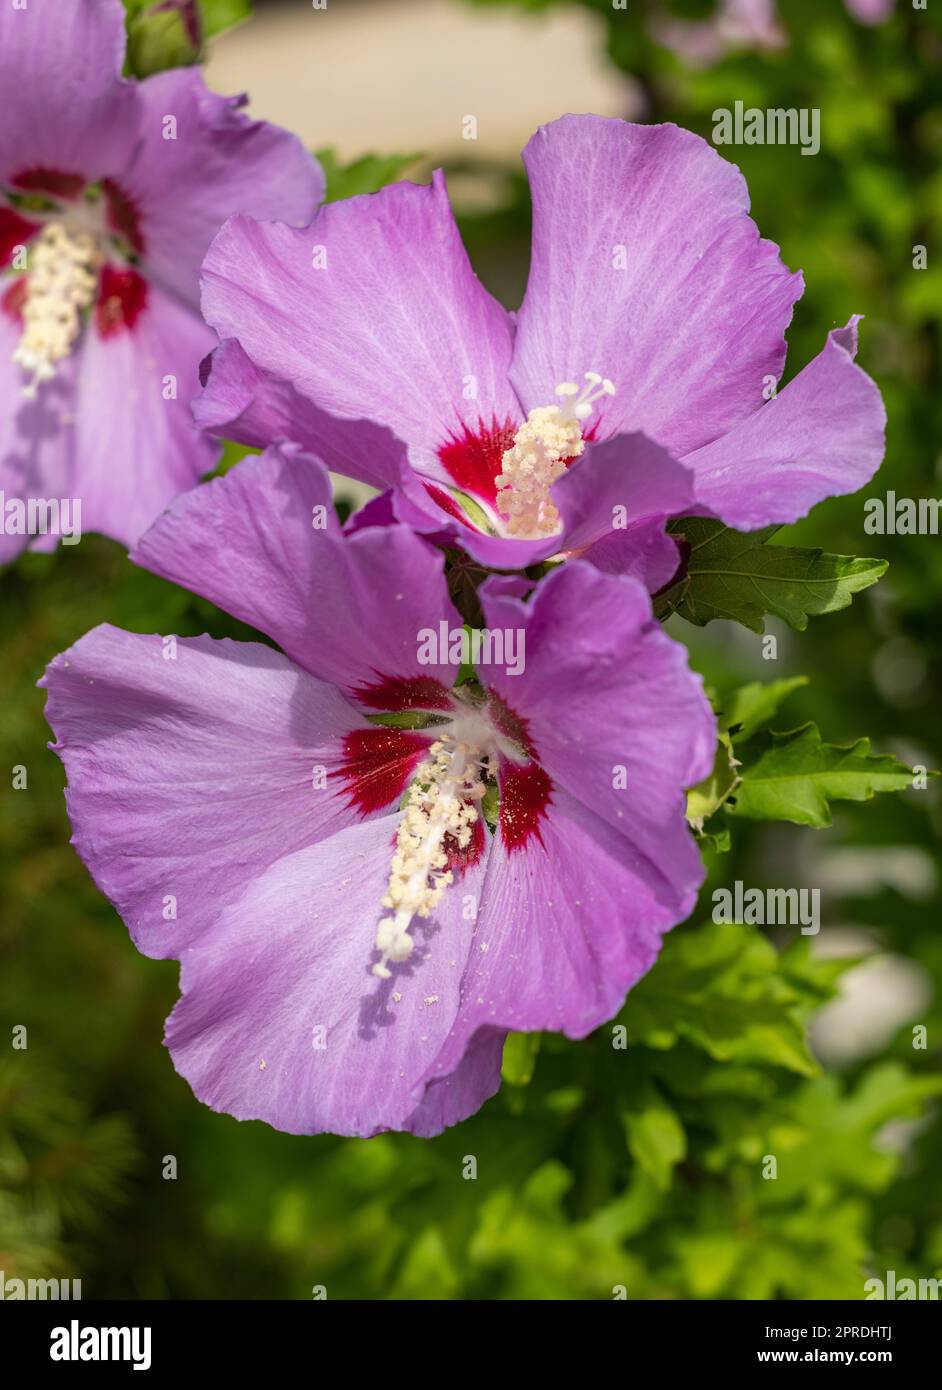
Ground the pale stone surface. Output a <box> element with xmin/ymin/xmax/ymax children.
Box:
<box><xmin>206</xmin><ymin>0</ymin><xmax>636</xmax><ymax>162</ymax></box>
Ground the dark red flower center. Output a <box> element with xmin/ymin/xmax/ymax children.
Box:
<box><xmin>486</xmin><ymin>689</ymin><xmax>551</xmax><ymax>849</ymax></box>
<box><xmin>337</xmin><ymin>673</ymin><xmax>551</xmax><ymax>877</ymax></box>
<box><xmin>95</xmin><ymin>266</ymin><xmax>148</xmax><ymax>338</ymax></box>
<box><xmin>344</xmin><ymin>674</ymin><xmax>554</xmax><ymax>977</ymax></box>
<box><xmin>10</xmin><ymin>167</ymin><xmax>85</xmax><ymax>200</ymax></box>
<box><xmin>498</xmin><ymin>760</ymin><xmax>552</xmax><ymax>852</ymax></box>
<box><xmin>352</xmin><ymin>673</ymin><xmax>454</xmax><ymax>713</ymax></box>
<box><xmin>0</xmin><ymin>206</ymin><xmax>39</xmax><ymax>267</ymax></box>
<box><xmin>2</xmin><ymin>277</ymin><xmax>28</xmax><ymax>322</ymax></box>
<box><xmin>102</xmin><ymin>179</ymin><xmax>146</xmax><ymax>257</ymax></box>
<box><xmin>338</xmin><ymin>727</ymin><xmax>429</xmax><ymax>816</ymax></box>
<box><xmin>436</xmin><ymin>416</ymin><xmax>519</xmax><ymax>505</ymax></box>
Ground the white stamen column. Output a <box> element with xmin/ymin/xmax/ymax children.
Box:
<box><xmin>12</xmin><ymin>222</ymin><xmax>101</xmax><ymax>398</ymax></box>
<box><xmin>372</xmin><ymin>736</ymin><xmax>488</xmax><ymax>979</ymax></box>
<box><xmin>495</xmin><ymin>371</ymin><xmax>616</xmax><ymax>540</ymax></box>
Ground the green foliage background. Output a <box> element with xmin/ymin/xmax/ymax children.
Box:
<box><xmin>1</xmin><ymin>0</ymin><xmax>941</xmax><ymax>1299</ymax></box>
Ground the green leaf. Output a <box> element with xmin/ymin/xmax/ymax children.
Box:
<box><xmin>449</xmin><ymin>489</ymin><xmax>495</xmax><ymax>535</ymax></box>
<box><xmin>668</xmin><ymin>518</ymin><xmax>887</xmax><ymax>633</ymax></box>
<box><xmin>673</xmin><ymin>1232</ymin><xmax>744</xmax><ymax>1298</ymax></box>
<box><xmin>762</xmin><ymin>1066</ymin><xmax>942</xmax><ymax>1205</ymax></box>
<box><xmin>730</xmin><ymin>723</ymin><xmax>915</xmax><ymax>827</ymax></box>
<box><xmin>209</xmin><ymin>439</ymin><xmax>259</xmax><ymax>478</ymax></box>
<box><xmin>366</xmin><ymin>710</ymin><xmax>446</xmax><ymax>731</ymax></box>
<box><xmin>501</xmin><ymin>1032</ymin><xmax>541</xmax><ymax>1087</ymax></box>
<box><xmin>696</xmin><ymin>825</ymin><xmax>731</xmax><ymax>854</ymax></box>
<box><xmin>480</xmin><ymin>779</ymin><xmax>499</xmax><ymax>831</ymax></box>
<box><xmin>390</xmin><ymin>1228</ymin><xmax>461</xmax><ymax>1300</ymax></box>
<box><xmin>623</xmin><ymin>922</ymin><xmax>821</xmax><ymax>1077</ymax></box>
<box><xmin>621</xmin><ymin>1082</ymin><xmax>687</xmax><ymax>1191</ymax></box>
<box><xmin>719</xmin><ymin>675</ymin><xmax>809</xmax><ymax>743</ymax></box>
<box><xmin>456</xmin><ymin>622</ymin><xmax>477</xmax><ymax>687</ymax></box>
<box><xmin>200</xmin><ymin>0</ymin><xmax>252</xmax><ymax>40</ymax></box>
<box><xmin>778</xmin><ymin>935</ymin><xmax>858</xmax><ymax>1006</ymax></box>
<box><xmin>123</xmin><ymin>3</ymin><xmax>251</xmax><ymax>76</ymax></box>
<box><xmin>686</xmin><ymin>731</ymin><xmax>740</xmax><ymax>829</ymax></box>
<box><xmin>316</xmin><ymin>149</ymin><xmax>424</xmax><ymax>203</ymax></box>
<box><xmin>670</xmin><ymin>994</ymin><xmax>818</xmax><ymax>1075</ymax></box>
<box><xmin>125</xmin><ymin>12</ymin><xmax>199</xmax><ymax>75</ymax></box>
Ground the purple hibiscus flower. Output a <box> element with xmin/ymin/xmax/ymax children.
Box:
<box><xmin>654</xmin><ymin>0</ymin><xmax>894</xmax><ymax>56</ymax></box>
<box><xmin>195</xmin><ymin>114</ymin><xmax>885</xmax><ymax>592</ymax></box>
<box><xmin>0</xmin><ymin>0</ymin><xmax>322</xmax><ymax>562</ymax></box>
<box><xmin>844</xmin><ymin>0</ymin><xmax>896</xmax><ymax>22</ymax></box>
<box><xmin>651</xmin><ymin>0</ymin><xmax>787</xmax><ymax>68</ymax></box>
<box><xmin>41</xmin><ymin>446</ymin><xmax>715</xmax><ymax>1137</ymax></box>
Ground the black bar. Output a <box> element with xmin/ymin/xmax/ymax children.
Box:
<box><xmin>0</xmin><ymin>1299</ymin><xmax>936</xmax><ymax>1373</ymax></box>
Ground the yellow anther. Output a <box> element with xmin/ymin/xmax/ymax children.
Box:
<box><xmin>12</xmin><ymin>222</ymin><xmax>101</xmax><ymax>398</ymax></box>
<box><xmin>494</xmin><ymin>372</ymin><xmax>616</xmax><ymax>539</ymax></box>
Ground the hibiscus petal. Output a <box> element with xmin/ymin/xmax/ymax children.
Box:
<box><xmin>132</xmin><ymin>446</ymin><xmax>465</xmax><ymax>698</ymax></box>
<box><xmin>409</xmin><ymin>1028</ymin><xmax>506</xmax><ymax>1138</ymax></box>
<box><xmin>193</xmin><ymin>338</ymin><xmax>409</xmax><ymax>492</ymax></box>
<box><xmin>681</xmin><ymin>317</ymin><xmax>886</xmax><ymax>528</ymax></box>
<box><xmin>558</xmin><ymin>432</ymin><xmax>693</xmax><ymax>542</ymax></box>
<box><xmin>41</xmin><ymin>625</ymin><xmax>365</xmax><ymax>961</ymax></box>
<box><xmin>0</xmin><ymin>0</ymin><xmax>137</xmax><ymax>185</ymax></box>
<box><xmin>575</xmin><ymin>515</ymin><xmax>685</xmax><ymax>592</ymax></box>
<box><xmin>165</xmin><ymin>815</ymin><xmax>499</xmax><ymax>1136</ymax></box>
<box><xmin>199</xmin><ymin>173</ymin><xmax>519</xmax><ymax>468</ymax></box>
<box><xmin>119</xmin><ymin>68</ymin><xmax>323</xmax><ymax>309</ymax></box>
<box><xmin>0</xmin><ymin>299</ymin><xmax>77</xmax><ymax>565</ymax></box>
<box><xmin>72</xmin><ymin>280</ymin><xmax>217</xmax><ymax>547</ymax></box>
<box><xmin>426</xmin><ymin>783</ymin><xmax>699</xmax><ymax>1085</ymax></box>
<box><xmin>480</xmin><ymin>560</ymin><xmax>715</xmax><ymax>842</ymax></box>
<box><xmin>552</xmin><ymin>430</ymin><xmax>693</xmax><ymax>588</ymax></box>
<box><xmin>511</xmin><ymin>115</ymin><xmax>803</xmax><ymax>457</ymax></box>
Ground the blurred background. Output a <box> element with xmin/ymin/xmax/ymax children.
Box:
<box><xmin>1</xmin><ymin>0</ymin><xmax>941</xmax><ymax>1299</ymax></box>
